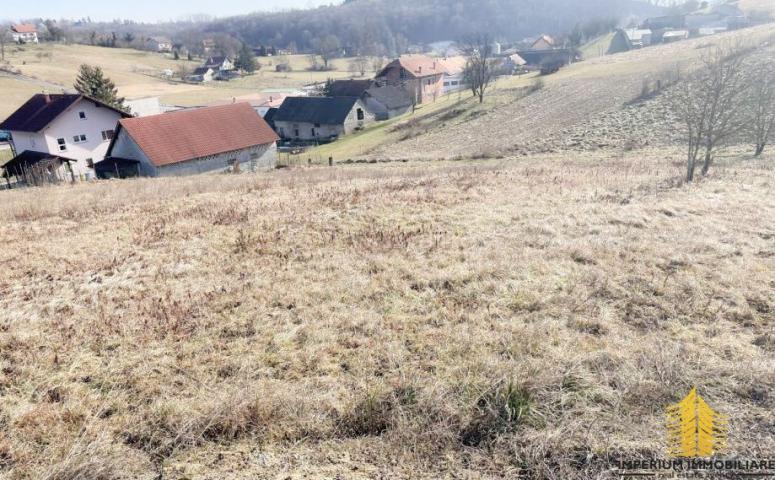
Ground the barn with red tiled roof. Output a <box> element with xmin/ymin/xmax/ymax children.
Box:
<box><xmin>98</xmin><ymin>103</ymin><xmax>279</xmax><ymax>178</ymax></box>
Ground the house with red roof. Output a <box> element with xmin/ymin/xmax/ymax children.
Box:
<box><xmin>97</xmin><ymin>103</ymin><xmax>278</xmax><ymax>178</ymax></box>
<box><xmin>11</xmin><ymin>24</ymin><xmax>38</xmax><ymax>44</ymax></box>
<box><xmin>375</xmin><ymin>55</ymin><xmax>445</xmax><ymax>105</ymax></box>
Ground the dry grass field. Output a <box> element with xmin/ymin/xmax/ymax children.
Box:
<box><xmin>0</xmin><ymin>44</ymin><xmax>362</xmax><ymax>119</ymax></box>
<box><xmin>0</xmin><ymin>147</ymin><xmax>773</xmax><ymax>479</ymax></box>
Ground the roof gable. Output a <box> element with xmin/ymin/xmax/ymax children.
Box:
<box><xmin>379</xmin><ymin>55</ymin><xmax>444</xmax><ymax>79</ymax></box>
<box><xmin>274</xmin><ymin>97</ymin><xmax>360</xmax><ymax>125</ymax></box>
<box><xmin>0</xmin><ymin>94</ymin><xmax>128</xmax><ymax>133</ymax></box>
<box><xmin>113</xmin><ymin>103</ymin><xmax>279</xmax><ymax>167</ymax></box>
<box><xmin>365</xmin><ymin>86</ymin><xmax>412</xmax><ymax>110</ymax></box>
<box><xmin>328</xmin><ymin>79</ymin><xmax>374</xmax><ymax>97</ymax></box>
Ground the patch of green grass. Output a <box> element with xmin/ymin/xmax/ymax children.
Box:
<box><xmin>579</xmin><ymin>32</ymin><xmax>616</xmax><ymax>60</ymax></box>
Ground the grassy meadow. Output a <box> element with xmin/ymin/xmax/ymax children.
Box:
<box><xmin>0</xmin><ymin>148</ymin><xmax>773</xmax><ymax>479</ymax></box>
<box><xmin>0</xmin><ymin>43</ymin><xmax>367</xmax><ymax>118</ymax></box>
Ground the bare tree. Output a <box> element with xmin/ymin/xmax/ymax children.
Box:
<box><xmin>674</xmin><ymin>43</ymin><xmax>752</xmax><ymax>182</ymax></box>
<box><xmin>0</xmin><ymin>24</ymin><xmax>11</xmax><ymax>62</ymax></box>
<box><xmin>349</xmin><ymin>56</ymin><xmax>369</xmax><ymax>77</ymax></box>
<box><xmin>371</xmin><ymin>56</ymin><xmax>384</xmax><ymax>73</ymax></box>
<box><xmin>462</xmin><ymin>34</ymin><xmax>496</xmax><ymax>104</ymax></box>
<box><xmin>746</xmin><ymin>56</ymin><xmax>775</xmax><ymax>157</ymax></box>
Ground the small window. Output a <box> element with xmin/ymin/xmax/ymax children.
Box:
<box><xmin>85</xmin><ymin>158</ymin><xmax>94</xmax><ymax>168</ymax></box>
<box><xmin>101</xmin><ymin>130</ymin><xmax>115</xmax><ymax>141</ymax></box>
<box><xmin>78</xmin><ymin>111</ymin><xmax>87</xmax><ymax>120</ymax></box>
<box><xmin>57</xmin><ymin>138</ymin><xmax>67</xmax><ymax>151</ymax></box>
<box><xmin>72</xmin><ymin>134</ymin><xmax>87</xmax><ymax>144</ymax></box>
<box><xmin>294</xmin><ymin>129</ymin><xmax>300</xmax><ymax>137</ymax></box>
<box><xmin>356</xmin><ymin>108</ymin><xmax>364</xmax><ymax>121</ymax></box>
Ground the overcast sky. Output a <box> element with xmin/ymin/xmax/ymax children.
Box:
<box><xmin>4</xmin><ymin>0</ymin><xmax>336</xmax><ymax>23</ymax></box>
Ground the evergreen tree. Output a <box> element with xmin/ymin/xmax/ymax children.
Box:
<box><xmin>234</xmin><ymin>43</ymin><xmax>257</xmax><ymax>73</ymax></box>
<box><xmin>321</xmin><ymin>77</ymin><xmax>335</xmax><ymax>97</ymax></box>
<box><xmin>74</xmin><ymin>64</ymin><xmax>126</xmax><ymax>111</ymax></box>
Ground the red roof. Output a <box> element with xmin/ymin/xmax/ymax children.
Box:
<box><xmin>381</xmin><ymin>55</ymin><xmax>443</xmax><ymax>79</ymax></box>
<box><xmin>12</xmin><ymin>24</ymin><xmax>37</xmax><ymax>34</ymax></box>
<box><xmin>116</xmin><ymin>103</ymin><xmax>279</xmax><ymax>167</ymax></box>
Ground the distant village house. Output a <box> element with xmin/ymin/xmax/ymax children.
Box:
<box><xmin>186</xmin><ymin>67</ymin><xmax>215</xmax><ymax>83</ymax></box>
<box><xmin>146</xmin><ymin>36</ymin><xmax>173</xmax><ymax>52</ymax></box>
<box><xmin>273</xmin><ymin>96</ymin><xmax>376</xmax><ymax>143</ymax></box>
<box><xmin>375</xmin><ymin>55</ymin><xmax>444</xmax><ymax>105</ymax></box>
<box><xmin>326</xmin><ymin>80</ymin><xmax>413</xmax><ymax>120</ymax></box>
<box><xmin>10</xmin><ymin>24</ymin><xmax>38</xmax><ymax>44</ymax></box>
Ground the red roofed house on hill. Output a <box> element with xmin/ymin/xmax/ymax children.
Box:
<box><xmin>11</xmin><ymin>24</ymin><xmax>38</xmax><ymax>44</ymax></box>
<box><xmin>375</xmin><ymin>55</ymin><xmax>445</xmax><ymax>105</ymax></box>
<box><xmin>97</xmin><ymin>103</ymin><xmax>279</xmax><ymax>178</ymax></box>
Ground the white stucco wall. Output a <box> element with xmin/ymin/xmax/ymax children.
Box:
<box><xmin>8</xmin><ymin>98</ymin><xmax>124</xmax><ymax>179</ymax></box>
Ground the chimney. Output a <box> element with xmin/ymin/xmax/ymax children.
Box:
<box><xmin>43</xmin><ymin>90</ymin><xmax>51</xmax><ymax>103</ymax></box>
<box><xmin>232</xmin><ymin>97</ymin><xmax>236</xmax><ymax>104</ymax></box>
<box><xmin>418</xmin><ymin>66</ymin><xmax>422</xmax><ymax>74</ymax></box>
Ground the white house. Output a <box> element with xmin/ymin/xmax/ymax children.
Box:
<box><xmin>10</xmin><ymin>24</ymin><xmax>38</xmax><ymax>44</ymax></box>
<box><xmin>186</xmin><ymin>67</ymin><xmax>215</xmax><ymax>83</ymax></box>
<box><xmin>438</xmin><ymin>56</ymin><xmax>468</xmax><ymax>94</ymax></box>
<box><xmin>124</xmin><ymin>97</ymin><xmax>163</xmax><ymax>117</ymax></box>
<box><xmin>205</xmin><ymin>56</ymin><xmax>235</xmax><ymax>72</ymax></box>
<box><xmin>97</xmin><ymin>103</ymin><xmax>278</xmax><ymax>178</ymax></box>
<box><xmin>146</xmin><ymin>36</ymin><xmax>173</xmax><ymax>52</ymax></box>
<box><xmin>0</xmin><ymin>93</ymin><xmax>130</xmax><ymax>179</ymax></box>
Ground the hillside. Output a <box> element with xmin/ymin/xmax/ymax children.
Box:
<box><xmin>198</xmin><ymin>0</ymin><xmax>662</xmax><ymax>55</ymax></box>
<box><xmin>296</xmin><ymin>23</ymin><xmax>775</xmax><ymax>162</ymax></box>
<box><xmin>0</xmin><ymin>43</ymin><xmax>360</xmax><ymax>120</ymax></box>
<box><xmin>0</xmin><ymin>148</ymin><xmax>773</xmax><ymax>478</ymax></box>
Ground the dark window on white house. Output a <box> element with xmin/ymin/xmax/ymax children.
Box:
<box><xmin>72</xmin><ymin>134</ymin><xmax>87</xmax><ymax>143</ymax></box>
<box><xmin>78</xmin><ymin>111</ymin><xmax>87</xmax><ymax>120</ymax></box>
<box><xmin>57</xmin><ymin>138</ymin><xmax>67</xmax><ymax>151</ymax></box>
<box><xmin>357</xmin><ymin>108</ymin><xmax>364</xmax><ymax>121</ymax></box>
<box><xmin>86</xmin><ymin>158</ymin><xmax>94</xmax><ymax>168</ymax></box>
<box><xmin>101</xmin><ymin>130</ymin><xmax>115</xmax><ymax>141</ymax></box>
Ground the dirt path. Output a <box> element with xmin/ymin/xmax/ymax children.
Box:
<box><xmin>0</xmin><ymin>69</ymin><xmax>71</xmax><ymax>94</ymax></box>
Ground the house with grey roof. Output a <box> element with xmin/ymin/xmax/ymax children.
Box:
<box><xmin>273</xmin><ymin>97</ymin><xmax>376</xmax><ymax>143</ymax></box>
<box><xmin>326</xmin><ymin>80</ymin><xmax>413</xmax><ymax>120</ymax></box>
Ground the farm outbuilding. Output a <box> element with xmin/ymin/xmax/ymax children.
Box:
<box><xmin>98</xmin><ymin>103</ymin><xmax>278</xmax><ymax>178</ymax></box>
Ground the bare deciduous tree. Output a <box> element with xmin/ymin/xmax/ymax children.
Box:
<box><xmin>349</xmin><ymin>56</ymin><xmax>369</xmax><ymax>77</ymax></box>
<box><xmin>371</xmin><ymin>56</ymin><xmax>385</xmax><ymax>73</ymax></box>
<box><xmin>0</xmin><ymin>24</ymin><xmax>11</xmax><ymax>62</ymax></box>
<box><xmin>462</xmin><ymin>34</ymin><xmax>496</xmax><ymax>104</ymax></box>
<box><xmin>674</xmin><ymin>43</ymin><xmax>752</xmax><ymax>182</ymax></box>
<box><xmin>746</xmin><ymin>56</ymin><xmax>775</xmax><ymax>157</ymax></box>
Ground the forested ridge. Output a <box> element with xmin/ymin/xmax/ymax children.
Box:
<box><xmin>194</xmin><ymin>0</ymin><xmax>663</xmax><ymax>55</ymax></box>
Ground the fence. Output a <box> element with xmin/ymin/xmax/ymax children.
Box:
<box><xmin>276</xmin><ymin>152</ymin><xmax>335</xmax><ymax>168</ymax></box>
